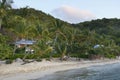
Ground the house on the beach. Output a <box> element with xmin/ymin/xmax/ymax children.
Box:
<box><xmin>14</xmin><ymin>39</ymin><xmax>36</xmax><ymax>54</ymax></box>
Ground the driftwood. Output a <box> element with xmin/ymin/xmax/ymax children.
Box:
<box><xmin>21</xmin><ymin>59</ymin><xmax>35</xmax><ymax>65</ymax></box>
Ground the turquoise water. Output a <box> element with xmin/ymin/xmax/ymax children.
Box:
<box><xmin>36</xmin><ymin>62</ymin><xmax>120</xmax><ymax>80</ymax></box>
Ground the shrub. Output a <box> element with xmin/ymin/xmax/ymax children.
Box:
<box><xmin>5</xmin><ymin>59</ymin><xmax>13</xmax><ymax>64</ymax></box>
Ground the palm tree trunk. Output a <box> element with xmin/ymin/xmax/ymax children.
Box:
<box><xmin>0</xmin><ymin>18</ymin><xmax>2</xmax><ymax>30</ymax></box>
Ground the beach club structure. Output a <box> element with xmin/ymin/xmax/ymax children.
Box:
<box><xmin>14</xmin><ymin>39</ymin><xmax>36</xmax><ymax>54</ymax></box>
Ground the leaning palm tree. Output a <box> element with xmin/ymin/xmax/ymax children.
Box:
<box><xmin>50</xmin><ymin>19</ymin><xmax>69</xmax><ymax>60</ymax></box>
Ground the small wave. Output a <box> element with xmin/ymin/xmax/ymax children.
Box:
<box><xmin>37</xmin><ymin>63</ymin><xmax>120</xmax><ymax>80</ymax></box>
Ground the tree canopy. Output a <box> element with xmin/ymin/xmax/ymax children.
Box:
<box><xmin>0</xmin><ymin>7</ymin><xmax>120</xmax><ymax>61</ymax></box>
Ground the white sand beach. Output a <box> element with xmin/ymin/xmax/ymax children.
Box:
<box><xmin>0</xmin><ymin>58</ymin><xmax>120</xmax><ymax>80</ymax></box>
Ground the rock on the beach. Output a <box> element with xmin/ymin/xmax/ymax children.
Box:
<box><xmin>15</xmin><ymin>58</ymin><xmax>23</xmax><ymax>63</ymax></box>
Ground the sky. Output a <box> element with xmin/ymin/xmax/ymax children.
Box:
<box><xmin>12</xmin><ymin>0</ymin><xmax>120</xmax><ymax>23</ymax></box>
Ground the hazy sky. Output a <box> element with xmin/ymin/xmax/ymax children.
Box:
<box><xmin>13</xmin><ymin>0</ymin><xmax>120</xmax><ymax>23</ymax></box>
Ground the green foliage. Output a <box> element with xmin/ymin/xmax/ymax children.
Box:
<box><xmin>105</xmin><ymin>53</ymin><xmax>116</xmax><ymax>59</ymax></box>
<box><xmin>0</xmin><ymin>34</ymin><xmax>13</xmax><ymax>60</ymax></box>
<box><xmin>0</xmin><ymin>7</ymin><xmax>120</xmax><ymax>60</ymax></box>
<box><xmin>11</xmin><ymin>54</ymin><xmax>24</xmax><ymax>60</ymax></box>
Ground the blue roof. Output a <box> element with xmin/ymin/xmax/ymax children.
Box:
<box><xmin>15</xmin><ymin>39</ymin><xmax>36</xmax><ymax>45</ymax></box>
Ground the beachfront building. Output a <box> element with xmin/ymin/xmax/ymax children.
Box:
<box><xmin>94</xmin><ymin>44</ymin><xmax>104</xmax><ymax>48</ymax></box>
<box><xmin>14</xmin><ymin>39</ymin><xmax>36</xmax><ymax>54</ymax></box>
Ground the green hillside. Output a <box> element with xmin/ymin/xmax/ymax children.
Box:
<box><xmin>73</xmin><ymin>18</ymin><xmax>120</xmax><ymax>45</ymax></box>
<box><xmin>0</xmin><ymin>7</ymin><xmax>120</xmax><ymax>62</ymax></box>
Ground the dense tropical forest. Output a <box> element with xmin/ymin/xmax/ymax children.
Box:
<box><xmin>0</xmin><ymin>0</ymin><xmax>120</xmax><ymax>63</ymax></box>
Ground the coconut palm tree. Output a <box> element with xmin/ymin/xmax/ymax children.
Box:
<box><xmin>49</xmin><ymin>19</ymin><xmax>70</xmax><ymax>60</ymax></box>
<box><xmin>0</xmin><ymin>0</ymin><xmax>13</xmax><ymax>29</ymax></box>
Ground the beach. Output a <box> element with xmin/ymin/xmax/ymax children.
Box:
<box><xmin>0</xmin><ymin>58</ymin><xmax>120</xmax><ymax>80</ymax></box>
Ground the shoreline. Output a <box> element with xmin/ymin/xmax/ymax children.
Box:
<box><xmin>0</xmin><ymin>58</ymin><xmax>120</xmax><ymax>80</ymax></box>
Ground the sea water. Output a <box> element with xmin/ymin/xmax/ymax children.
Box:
<box><xmin>36</xmin><ymin>62</ymin><xmax>120</xmax><ymax>80</ymax></box>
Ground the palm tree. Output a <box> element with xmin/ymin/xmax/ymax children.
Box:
<box><xmin>50</xmin><ymin>19</ymin><xmax>70</xmax><ymax>60</ymax></box>
<box><xmin>10</xmin><ymin>16</ymin><xmax>30</xmax><ymax>39</ymax></box>
<box><xmin>0</xmin><ymin>33</ymin><xmax>13</xmax><ymax>60</ymax></box>
<box><xmin>47</xmin><ymin>19</ymin><xmax>67</xmax><ymax>58</ymax></box>
<box><xmin>0</xmin><ymin>0</ymin><xmax>13</xmax><ymax>29</ymax></box>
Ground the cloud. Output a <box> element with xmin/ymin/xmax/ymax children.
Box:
<box><xmin>51</xmin><ymin>5</ymin><xmax>96</xmax><ymax>23</ymax></box>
